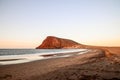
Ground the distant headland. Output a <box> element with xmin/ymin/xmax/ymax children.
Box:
<box><xmin>36</xmin><ymin>36</ymin><xmax>85</xmax><ymax>49</ymax></box>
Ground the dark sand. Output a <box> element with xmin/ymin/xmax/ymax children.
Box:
<box><xmin>0</xmin><ymin>48</ymin><xmax>120</xmax><ymax>80</ymax></box>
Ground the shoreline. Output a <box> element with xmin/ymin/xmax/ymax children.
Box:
<box><xmin>0</xmin><ymin>49</ymin><xmax>89</xmax><ymax>65</ymax></box>
<box><xmin>0</xmin><ymin>48</ymin><xmax>120</xmax><ymax>80</ymax></box>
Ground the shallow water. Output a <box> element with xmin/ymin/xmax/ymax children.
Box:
<box><xmin>0</xmin><ymin>49</ymin><xmax>89</xmax><ymax>65</ymax></box>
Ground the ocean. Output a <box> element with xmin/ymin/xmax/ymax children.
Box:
<box><xmin>0</xmin><ymin>49</ymin><xmax>89</xmax><ymax>65</ymax></box>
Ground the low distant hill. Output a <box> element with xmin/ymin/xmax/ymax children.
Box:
<box><xmin>36</xmin><ymin>36</ymin><xmax>85</xmax><ymax>49</ymax></box>
<box><xmin>36</xmin><ymin>36</ymin><xmax>120</xmax><ymax>57</ymax></box>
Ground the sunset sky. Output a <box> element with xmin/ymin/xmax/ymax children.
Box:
<box><xmin>0</xmin><ymin>0</ymin><xmax>120</xmax><ymax>48</ymax></box>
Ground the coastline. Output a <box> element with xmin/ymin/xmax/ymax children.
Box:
<box><xmin>0</xmin><ymin>48</ymin><xmax>120</xmax><ymax>80</ymax></box>
<box><xmin>0</xmin><ymin>49</ymin><xmax>89</xmax><ymax>65</ymax></box>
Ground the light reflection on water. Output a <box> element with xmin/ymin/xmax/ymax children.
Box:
<box><xmin>0</xmin><ymin>49</ymin><xmax>89</xmax><ymax>65</ymax></box>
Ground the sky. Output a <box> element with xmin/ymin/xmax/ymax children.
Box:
<box><xmin>0</xmin><ymin>0</ymin><xmax>120</xmax><ymax>48</ymax></box>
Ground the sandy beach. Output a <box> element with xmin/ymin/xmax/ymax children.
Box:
<box><xmin>0</xmin><ymin>47</ymin><xmax>120</xmax><ymax>80</ymax></box>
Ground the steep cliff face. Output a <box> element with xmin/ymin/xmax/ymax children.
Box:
<box><xmin>36</xmin><ymin>36</ymin><xmax>84</xmax><ymax>49</ymax></box>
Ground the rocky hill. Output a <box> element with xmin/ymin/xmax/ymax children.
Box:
<box><xmin>36</xmin><ymin>36</ymin><xmax>84</xmax><ymax>49</ymax></box>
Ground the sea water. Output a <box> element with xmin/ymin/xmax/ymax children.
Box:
<box><xmin>0</xmin><ymin>49</ymin><xmax>89</xmax><ymax>65</ymax></box>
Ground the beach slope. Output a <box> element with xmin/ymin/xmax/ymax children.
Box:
<box><xmin>0</xmin><ymin>48</ymin><xmax>120</xmax><ymax>80</ymax></box>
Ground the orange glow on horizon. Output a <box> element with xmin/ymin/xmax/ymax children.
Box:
<box><xmin>0</xmin><ymin>40</ymin><xmax>39</xmax><ymax>48</ymax></box>
<box><xmin>0</xmin><ymin>39</ymin><xmax>120</xmax><ymax>48</ymax></box>
<box><xmin>81</xmin><ymin>39</ymin><xmax>120</xmax><ymax>47</ymax></box>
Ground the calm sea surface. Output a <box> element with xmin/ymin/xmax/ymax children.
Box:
<box><xmin>0</xmin><ymin>49</ymin><xmax>89</xmax><ymax>65</ymax></box>
<box><xmin>0</xmin><ymin>49</ymin><xmax>86</xmax><ymax>56</ymax></box>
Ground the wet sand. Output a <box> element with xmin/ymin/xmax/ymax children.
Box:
<box><xmin>0</xmin><ymin>48</ymin><xmax>120</xmax><ymax>80</ymax></box>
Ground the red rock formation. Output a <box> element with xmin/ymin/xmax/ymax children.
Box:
<box><xmin>36</xmin><ymin>36</ymin><xmax>84</xmax><ymax>49</ymax></box>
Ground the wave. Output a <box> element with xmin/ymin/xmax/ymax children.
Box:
<box><xmin>0</xmin><ymin>49</ymin><xmax>89</xmax><ymax>65</ymax></box>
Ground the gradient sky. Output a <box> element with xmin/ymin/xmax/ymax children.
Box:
<box><xmin>0</xmin><ymin>0</ymin><xmax>120</xmax><ymax>48</ymax></box>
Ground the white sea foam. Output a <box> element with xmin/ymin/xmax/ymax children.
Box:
<box><xmin>0</xmin><ymin>49</ymin><xmax>89</xmax><ymax>65</ymax></box>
